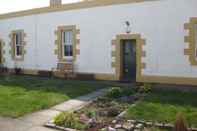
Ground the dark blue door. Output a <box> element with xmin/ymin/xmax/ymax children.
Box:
<box><xmin>122</xmin><ymin>40</ymin><xmax>136</xmax><ymax>81</ymax></box>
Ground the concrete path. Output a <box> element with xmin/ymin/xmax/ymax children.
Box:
<box><xmin>0</xmin><ymin>88</ymin><xmax>107</xmax><ymax>131</ymax></box>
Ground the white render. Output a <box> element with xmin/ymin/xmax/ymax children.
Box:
<box><xmin>0</xmin><ymin>0</ymin><xmax>197</xmax><ymax>78</ymax></box>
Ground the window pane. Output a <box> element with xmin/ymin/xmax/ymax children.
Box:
<box><xmin>64</xmin><ymin>45</ymin><xmax>67</xmax><ymax>56</ymax></box>
<box><xmin>70</xmin><ymin>45</ymin><xmax>73</xmax><ymax>56</ymax></box>
<box><xmin>16</xmin><ymin>34</ymin><xmax>19</xmax><ymax>45</ymax></box>
<box><xmin>16</xmin><ymin>46</ymin><xmax>22</xmax><ymax>56</ymax></box>
<box><xmin>65</xmin><ymin>31</ymin><xmax>72</xmax><ymax>45</ymax></box>
<box><xmin>16</xmin><ymin>32</ymin><xmax>22</xmax><ymax>46</ymax></box>
<box><xmin>62</xmin><ymin>30</ymin><xmax>73</xmax><ymax>57</ymax></box>
<box><xmin>64</xmin><ymin>45</ymin><xmax>73</xmax><ymax>57</ymax></box>
<box><xmin>15</xmin><ymin>32</ymin><xmax>22</xmax><ymax>56</ymax></box>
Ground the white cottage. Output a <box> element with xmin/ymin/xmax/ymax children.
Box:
<box><xmin>0</xmin><ymin>0</ymin><xmax>197</xmax><ymax>85</ymax></box>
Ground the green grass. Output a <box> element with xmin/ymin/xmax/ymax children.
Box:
<box><xmin>0</xmin><ymin>75</ymin><xmax>109</xmax><ymax>118</ymax></box>
<box><xmin>126</xmin><ymin>88</ymin><xmax>197</xmax><ymax>127</ymax></box>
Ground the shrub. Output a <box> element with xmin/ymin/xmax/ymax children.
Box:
<box><xmin>139</xmin><ymin>83</ymin><xmax>153</xmax><ymax>93</ymax></box>
<box><xmin>86</xmin><ymin>110</ymin><xmax>97</xmax><ymax>118</ymax></box>
<box><xmin>106</xmin><ymin>87</ymin><xmax>122</xmax><ymax>98</ymax></box>
<box><xmin>14</xmin><ymin>68</ymin><xmax>22</xmax><ymax>75</ymax></box>
<box><xmin>122</xmin><ymin>87</ymin><xmax>135</xmax><ymax>96</ymax></box>
<box><xmin>96</xmin><ymin>96</ymin><xmax>109</xmax><ymax>103</ymax></box>
<box><xmin>54</xmin><ymin>112</ymin><xmax>86</xmax><ymax>130</ymax></box>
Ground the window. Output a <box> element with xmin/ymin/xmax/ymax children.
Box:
<box><xmin>55</xmin><ymin>25</ymin><xmax>80</xmax><ymax>62</ymax></box>
<box><xmin>9</xmin><ymin>30</ymin><xmax>26</xmax><ymax>61</ymax></box>
<box><xmin>14</xmin><ymin>32</ymin><xmax>23</xmax><ymax>57</ymax></box>
<box><xmin>61</xmin><ymin>30</ymin><xmax>73</xmax><ymax>58</ymax></box>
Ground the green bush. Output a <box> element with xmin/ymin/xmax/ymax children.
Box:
<box><xmin>122</xmin><ymin>87</ymin><xmax>135</xmax><ymax>96</ymax></box>
<box><xmin>86</xmin><ymin>109</ymin><xmax>97</xmax><ymax>118</ymax></box>
<box><xmin>54</xmin><ymin>112</ymin><xmax>86</xmax><ymax>130</ymax></box>
<box><xmin>139</xmin><ymin>83</ymin><xmax>153</xmax><ymax>93</ymax></box>
<box><xmin>107</xmin><ymin>87</ymin><xmax>122</xmax><ymax>98</ymax></box>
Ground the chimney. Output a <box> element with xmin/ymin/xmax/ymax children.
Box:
<box><xmin>50</xmin><ymin>0</ymin><xmax>62</xmax><ymax>7</ymax></box>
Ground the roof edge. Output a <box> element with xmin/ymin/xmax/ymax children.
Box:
<box><xmin>0</xmin><ymin>0</ymin><xmax>150</xmax><ymax>20</ymax></box>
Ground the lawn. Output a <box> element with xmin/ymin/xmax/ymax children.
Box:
<box><xmin>0</xmin><ymin>75</ymin><xmax>109</xmax><ymax>118</ymax></box>
<box><xmin>126</xmin><ymin>88</ymin><xmax>197</xmax><ymax>128</ymax></box>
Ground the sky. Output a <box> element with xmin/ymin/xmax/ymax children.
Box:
<box><xmin>0</xmin><ymin>0</ymin><xmax>79</xmax><ymax>14</ymax></box>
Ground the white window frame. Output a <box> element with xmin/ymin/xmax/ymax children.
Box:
<box><xmin>61</xmin><ymin>30</ymin><xmax>73</xmax><ymax>60</ymax></box>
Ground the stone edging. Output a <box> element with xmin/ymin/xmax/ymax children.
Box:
<box><xmin>45</xmin><ymin>121</ymin><xmax>77</xmax><ymax>131</ymax></box>
<box><xmin>116</xmin><ymin>110</ymin><xmax>197</xmax><ymax>131</ymax></box>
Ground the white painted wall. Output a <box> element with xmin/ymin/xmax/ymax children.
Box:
<box><xmin>0</xmin><ymin>0</ymin><xmax>197</xmax><ymax>78</ymax></box>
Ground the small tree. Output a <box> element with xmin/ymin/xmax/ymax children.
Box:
<box><xmin>174</xmin><ymin>113</ymin><xmax>188</xmax><ymax>131</ymax></box>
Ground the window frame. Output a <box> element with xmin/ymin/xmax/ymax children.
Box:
<box><xmin>10</xmin><ymin>30</ymin><xmax>26</xmax><ymax>61</ymax></box>
<box><xmin>55</xmin><ymin>25</ymin><xmax>77</xmax><ymax>62</ymax></box>
<box><xmin>14</xmin><ymin>32</ymin><xmax>23</xmax><ymax>58</ymax></box>
<box><xmin>61</xmin><ymin>30</ymin><xmax>73</xmax><ymax>59</ymax></box>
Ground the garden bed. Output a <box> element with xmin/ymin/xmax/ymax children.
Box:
<box><xmin>46</xmin><ymin>85</ymin><xmax>197</xmax><ymax>131</ymax></box>
<box><xmin>46</xmin><ymin>86</ymin><xmax>167</xmax><ymax>131</ymax></box>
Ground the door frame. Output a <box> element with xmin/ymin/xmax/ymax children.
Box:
<box><xmin>111</xmin><ymin>34</ymin><xmax>146</xmax><ymax>81</ymax></box>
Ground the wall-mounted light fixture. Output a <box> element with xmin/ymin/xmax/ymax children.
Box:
<box><xmin>125</xmin><ymin>21</ymin><xmax>131</xmax><ymax>34</ymax></box>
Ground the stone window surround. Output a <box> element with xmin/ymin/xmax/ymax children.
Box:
<box><xmin>0</xmin><ymin>39</ymin><xmax>6</xmax><ymax>64</ymax></box>
<box><xmin>184</xmin><ymin>17</ymin><xmax>197</xmax><ymax>65</ymax></box>
<box><xmin>54</xmin><ymin>25</ymin><xmax>80</xmax><ymax>62</ymax></box>
<box><xmin>9</xmin><ymin>30</ymin><xmax>27</xmax><ymax>61</ymax></box>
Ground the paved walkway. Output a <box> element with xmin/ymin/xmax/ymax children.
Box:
<box><xmin>0</xmin><ymin>88</ymin><xmax>107</xmax><ymax>131</ymax></box>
